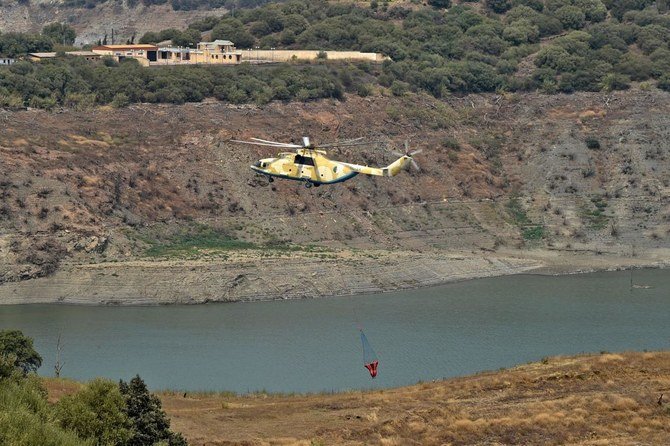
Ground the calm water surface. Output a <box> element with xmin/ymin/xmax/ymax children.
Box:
<box><xmin>1</xmin><ymin>269</ymin><xmax>668</xmax><ymax>393</ymax></box>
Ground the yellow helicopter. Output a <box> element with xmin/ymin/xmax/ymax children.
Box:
<box><xmin>232</xmin><ymin>137</ymin><xmax>421</xmax><ymax>188</ymax></box>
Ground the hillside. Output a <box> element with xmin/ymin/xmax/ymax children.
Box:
<box><xmin>2</xmin><ymin>0</ymin><xmax>670</xmax><ymax>110</ymax></box>
<box><xmin>45</xmin><ymin>351</ymin><xmax>670</xmax><ymax>445</ymax></box>
<box><xmin>0</xmin><ymin>2</ymin><xmax>227</xmax><ymax>45</ymax></box>
<box><xmin>1</xmin><ymin>89</ymin><xmax>669</xmax><ymax>303</ymax></box>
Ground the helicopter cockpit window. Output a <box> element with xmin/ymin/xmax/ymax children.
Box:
<box><xmin>294</xmin><ymin>155</ymin><xmax>315</xmax><ymax>166</ymax></box>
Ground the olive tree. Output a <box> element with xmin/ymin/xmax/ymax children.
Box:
<box><xmin>0</xmin><ymin>330</ymin><xmax>42</xmax><ymax>376</ymax></box>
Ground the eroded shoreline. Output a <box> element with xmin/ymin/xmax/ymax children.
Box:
<box><xmin>1</xmin><ymin>247</ymin><xmax>668</xmax><ymax>305</ymax></box>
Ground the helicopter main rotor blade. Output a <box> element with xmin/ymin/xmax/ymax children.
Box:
<box><xmin>411</xmin><ymin>159</ymin><xmax>421</xmax><ymax>171</ymax></box>
<box><xmin>230</xmin><ymin>140</ymin><xmax>301</xmax><ymax>148</ymax></box>
<box><xmin>230</xmin><ymin>139</ymin><xmax>300</xmax><ymax>149</ymax></box>
<box><xmin>319</xmin><ymin>137</ymin><xmax>364</xmax><ymax>146</ymax></box>
<box><xmin>410</xmin><ymin>149</ymin><xmax>423</xmax><ymax>156</ymax></box>
<box><xmin>319</xmin><ymin>140</ymin><xmax>381</xmax><ymax>148</ymax></box>
<box><xmin>249</xmin><ymin>138</ymin><xmax>302</xmax><ymax>147</ymax></box>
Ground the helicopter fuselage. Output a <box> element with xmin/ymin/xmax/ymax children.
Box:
<box><xmin>251</xmin><ymin>149</ymin><xmax>360</xmax><ymax>186</ymax></box>
<box><xmin>250</xmin><ymin>148</ymin><xmax>412</xmax><ymax>187</ymax></box>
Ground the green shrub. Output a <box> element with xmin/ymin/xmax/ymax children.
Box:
<box><xmin>356</xmin><ymin>83</ymin><xmax>373</xmax><ymax>97</ymax></box>
<box><xmin>0</xmin><ymin>377</ymin><xmax>87</xmax><ymax>446</ymax></box>
<box><xmin>111</xmin><ymin>93</ymin><xmax>130</xmax><ymax>108</ymax></box>
<box><xmin>442</xmin><ymin>136</ymin><xmax>461</xmax><ymax>150</ymax></box>
<box><xmin>428</xmin><ymin>0</ymin><xmax>451</xmax><ymax>8</ymax></box>
<box><xmin>506</xmin><ymin>197</ymin><xmax>531</xmax><ymax>225</ymax></box>
<box><xmin>615</xmin><ymin>52</ymin><xmax>653</xmax><ymax>80</ymax></box>
<box><xmin>658</xmin><ymin>75</ymin><xmax>670</xmax><ymax>91</ymax></box>
<box><xmin>523</xmin><ymin>225</ymin><xmax>545</xmax><ymax>240</ymax></box>
<box><xmin>650</xmin><ymin>48</ymin><xmax>670</xmax><ymax>77</ymax></box>
<box><xmin>600</xmin><ymin>73</ymin><xmax>630</xmax><ymax>91</ymax></box>
<box><xmin>390</xmin><ymin>80</ymin><xmax>409</xmax><ymax>96</ymax></box>
<box><xmin>56</xmin><ymin>379</ymin><xmax>132</xmax><ymax>446</ymax></box>
<box><xmin>585</xmin><ymin>137</ymin><xmax>601</xmax><ymax>149</ymax></box>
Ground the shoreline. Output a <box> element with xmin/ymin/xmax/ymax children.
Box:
<box><xmin>1</xmin><ymin>247</ymin><xmax>668</xmax><ymax>306</ymax></box>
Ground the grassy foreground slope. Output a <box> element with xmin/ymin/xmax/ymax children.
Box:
<box><xmin>119</xmin><ymin>352</ymin><xmax>670</xmax><ymax>445</ymax></box>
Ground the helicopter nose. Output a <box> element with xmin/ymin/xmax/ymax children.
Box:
<box><xmin>253</xmin><ymin>161</ymin><xmax>261</xmax><ymax>168</ymax></box>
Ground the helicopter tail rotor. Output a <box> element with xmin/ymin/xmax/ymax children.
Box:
<box><xmin>391</xmin><ymin>140</ymin><xmax>422</xmax><ymax>172</ymax></box>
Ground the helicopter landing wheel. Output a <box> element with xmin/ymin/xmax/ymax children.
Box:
<box><xmin>313</xmin><ymin>183</ymin><xmax>320</xmax><ymax>187</ymax></box>
<box><xmin>267</xmin><ymin>176</ymin><xmax>274</xmax><ymax>183</ymax></box>
<box><xmin>304</xmin><ymin>181</ymin><xmax>313</xmax><ymax>189</ymax></box>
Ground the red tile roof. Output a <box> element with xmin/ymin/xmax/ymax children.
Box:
<box><xmin>92</xmin><ymin>44</ymin><xmax>158</xmax><ymax>51</ymax></box>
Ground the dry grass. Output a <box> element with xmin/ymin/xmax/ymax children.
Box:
<box><xmin>53</xmin><ymin>351</ymin><xmax>664</xmax><ymax>446</ymax></box>
<box><xmin>43</xmin><ymin>351</ymin><xmax>670</xmax><ymax>445</ymax></box>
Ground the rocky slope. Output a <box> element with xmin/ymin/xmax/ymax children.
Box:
<box><xmin>1</xmin><ymin>90</ymin><xmax>669</xmax><ymax>303</ymax></box>
<box><xmin>0</xmin><ymin>2</ymin><xmax>224</xmax><ymax>45</ymax></box>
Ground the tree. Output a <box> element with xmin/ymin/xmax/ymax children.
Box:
<box><xmin>211</xmin><ymin>19</ymin><xmax>256</xmax><ymax>49</ymax></box>
<box><xmin>503</xmin><ymin>19</ymin><xmax>540</xmax><ymax>44</ymax></box>
<box><xmin>139</xmin><ymin>31</ymin><xmax>161</xmax><ymax>44</ymax></box>
<box><xmin>0</xmin><ymin>330</ymin><xmax>42</xmax><ymax>376</ymax></box>
<box><xmin>486</xmin><ymin>0</ymin><xmax>512</xmax><ymax>13</ymax></box>
<box><xmin>615</xmin><ymin>52</ymin><xmax>653</xmax><ymax>80</ymax></box>
<box><xmin>42</xmin><ymin>23</ymin><xmax>77</xmax><ymax>45</ymax></box>
<box><xmin>573</xmin><ymin>0</ymin><xmax>607</xmax><ymax>22</ymax></box>
<box><xmin>609</xmin><ymin>0</ymin><xmax>656</xmax><ymax>21</ymax></box>
<box><xmin>56</xmin><ymin>378</ymin><xmax>132</xmax><ymax>445</ymax></box>
<box><xmin>172</xmin><ymin>28</ymin><xmax>201</xmax><ymax>47</ymax></box>
<box><xmin>554</xmin><ymin>5</ymin><xmax>586</xmax><ymax>29</ymax></box>
<box><xmin>120</xmin><ymin>375</ymin><xmax>187</xmax><ymax>446</ymax></box>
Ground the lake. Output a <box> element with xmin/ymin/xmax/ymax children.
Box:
<box><xmin>1</xmin><ymin>268</ymin><xmax>668</xmax><ymax>393</ymax></box>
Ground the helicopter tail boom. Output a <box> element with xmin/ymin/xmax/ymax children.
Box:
<box><xmin>342</xmin><ymin>156</ymin><xmax>412</xmax><ymax>177</ymax></box>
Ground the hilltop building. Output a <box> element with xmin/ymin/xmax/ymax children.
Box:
<box><xmin>91</xmin><ymin>44</ymin><xmax>159</xmax><ymax>65</ymax></box>
<box><xmin>155</xmin><ymin>40</ymin><xmax>242</xmax><ymax>65</ymax></box>
<box><xmin>28</xmin><ymin>51</ymin><xmax>101</xmax><ymax>62</ymax></box>
<box><xmin>0</xmin><ymin>57</ymin><xmax>16</xmax><ymax>66</ymax></box>
<box><xmin>27</xmin><ymin>40</ymin><xmax>386</xmax><ymax>67</ymax></box>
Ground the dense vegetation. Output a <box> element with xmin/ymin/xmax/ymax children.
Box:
<box><xmin>172</xmin><ymin>0</ymin><xmax>670</xmax><ymax>95</ymax></box>
<box><xmin>0</xmin><ymin>329</ymin><xmax>187</xmax><ymax>446</ymax></box>
<box><xmin>0</xmin><ymin>23</ymin><xmax>77</xmax><ymax>57</ymax></box>
<box><xmin>0</xmin><ymin>58</ymin><xmax>354</xmax><ymax>109</ymax></box>
<box><xmin>1</xmin><ymin>0</ymin><xmax>669</xmax><ymax>109</ymax></box>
